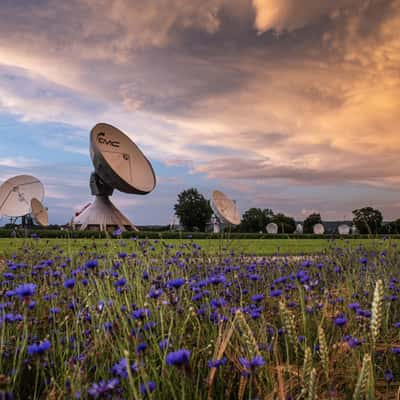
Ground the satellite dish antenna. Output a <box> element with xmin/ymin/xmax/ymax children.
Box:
<box><xmin>313</xmin><ymin>223</ymin><xmax>325</xmax><ymax>235</ymax></box>
<box><xmin>210</xmin><ymin>190</ymin><xmax>240</xmax><ymax>233</ymax></box>
<box><xmin>0</xmin><ymin>175</ymin><xmax>44</xmax><ymax>225</ymax></box>
<box><xmin>266</xmin><ymin>222</ymin><xmax>278</xmax><ymax>234</ymax></box>
<box><xmin>338</xmin><ymin>224</ymin><xmax>350</xmax><ymax>235</ymax></box>
<box><xmin>31</xmin><ymin>198</ymin><xmax>49</xmax><ymax>226</ymax></box>
<box><xmin>295</xmin><ymin>223</ymin><xmax>303</xmax><ymax>234</ymax></box>
<box><xmin>73</xmin><ymin>123</ymin><xmax>156</xmax><ymax>232</ymax></box>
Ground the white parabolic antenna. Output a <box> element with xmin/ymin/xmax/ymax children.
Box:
<box><xmin>210</xmin><ymin>190</ymin><xmax>240</xmax><ymax>233</ymax></box>
<box><xmin>73</xmin><ymin>123</ymin><xmax>156</xmax><ymax>232</ymax></box>
<box><xmin>338</xmin><ymin>224</ymin><xmax>350</xmax><ymax>235</ymax></box>
<box><xmin>313</xmin><ymin>223</ymin><xmax>325</xmax><ymax>235</ymax></box>
<box><xmin>266</xmin><ymin>222</ymin><xmax>278</xmax><ymax>234</ymax></box>
<box><xmin>296</xmin><ymin>223</ymin><xmax>303</xmax><ymax>234</ymax></box>
<box><xmin>0</xmin><ymin>175</ymin><xmax>44</xmax><ymax>217</ymax></box>
<box><xmin>31</xmin><ymin>198</ymin><xmax>49</xmax><ymax>226</ymax></box>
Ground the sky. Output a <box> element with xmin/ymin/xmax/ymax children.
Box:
<box><xmin>0</xmin><ymin>0</ymin><xmax>399</xmax><ymax>225</ymax></box>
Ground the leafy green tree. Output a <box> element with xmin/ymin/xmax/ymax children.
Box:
<box><xmin>271</xmin><ymin>213</ymin><xmax>296</xmax><ymax>234</ymax></box>
<box><xmin>240</xmin><ymin>208</ymin><xmax>273</xmax><ymax>232</ymax></box>
<box><xmin>382</xmin><ymin>219</ymin><xmax>400</xmax><ymax>234</ymax></box>
<box><xmin>174</xmin><ymin>188</ymin><xmax>212</xmax><ymax>231</ymax></box>
<box><xmin>352</xmin><ymin>207</ymin><xmax>383</xmax><ymax>234</ymax></box>
<box><xmin>303</xmin><ymin>213</ymin><xmax>322</xmax><ymax>234</ymax></box>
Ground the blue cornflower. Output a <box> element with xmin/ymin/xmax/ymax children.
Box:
<box><xmin>238</xmin><ymin>355</ymin><xmax>265</xmax><ymax>371</ymax></box>
<box><xmin>27</xmin><ymin>339</ymin><xmax>51</xmax><ymax>356</ymax></box>
<box><xmin>167</xmin><ymin>278</ymin><xmax>186</xmax><ymax>289</ymax></box>
<box><xmin>391</xmin><ymin>347</ymin><xmax>400</xmax><ymax>354</ymax></box>
<box><xmin>143</xmin><ymin>321</ymin><xmax>156</xmax><ymax>331</ymax></box>
<box><xmin>64</xmin><ymin>278</ymin><xmax>76</xmax><ymax>289</ymax></box>
<box><xmin>14</xmin><ymin>283</ymin><xmax>36</xmax><ymax>299</ymax></box>
<box><xmin>334</xmin><ymin>315</ymin><xmax>347</xmax><ymax>326</ymax></box>
<box><xmin>251</xmin><ymin>294</ymin><xmax>264</xmax><ymax>302</ymax></box>
<box><xmin>208</xmin><ymin>275</ymin><xmax>226</xmax><ymax>285</ymax></box>
<box><xmin>110</xmin><ymin>358</ymin><xmax>138</xmax><ymax>379</ymax></box>
<box><xmin>344</xmin><ymin>336</ymin><xmax>362</xmax><ymax>348</ymax></box>
<box><xmin>159</xmin><ymin>338</ymin><xmax>169</xmax><ymax>351</ymax></box>
<box><xmin>88</xmin><ymin>378</ymin><xmax>119</xmax><ymax>398</ymax></box>
<box><xmin>114</xmin><ymin>278</ymin><xmax>127</xmax><ymax>287</ymax></box>
<box><xmin>384</xmin><ymin>369</ymin><xmax>394</xmax><ymax>382</ymax></box>
<box><xmin>112</xmin><ymin>228</ymin><xmax>122</xmax><ymax>237</ymax></box>
<box><xmin>149</xmin><ymin>288</ymin><xmax>163</xmax><ymax>298</ymax></box>
<box><xmin>103</xmin><ymin>322</ymin><xmax>113</xmax><ymax>332</ymax></box>
<box><xmin>207</xmin><ymin>357</ymin><xmax>227</xmax><ymax>368</ymax></box>
<box><xmin>85</xmin><ymin>259</ymin><xmax>98</xmax><ymax>269</ymax></box>
<box><xmin>348</xmin><ymin>302</ymin><xmax>360</xmax><ymax>311</ymax></box>
<box><xmin>166</xmin><ymin>349</ymin><xmax>191</xmax><ymax>367</ymax></box>
<box><xmin>5</xmin><ymin>313</ymin><xmax>23</xmax><ymax>323</ymax></box>
<box><xmin>356</xmin><ymin>309</ymin><xmax>372</xmax><ymax>318</ymax></box>
<box><xmin>270</xmin><ymin>289</ymin><xmax>282</xmax><ymax>297</ymax></box>
<box><xmin>137</xmin><ymin>342</ymin><xmax>148</xmax><ymax>353</ymax></box>
<box><xmin>140</xmin><ymin>381</ymin><xmax>156</xmax><ymax>397</ymax></box>
<box><xmin>132</xmin><ymin>308</ymin><xmax>150</xmax><ymax>320</ymax></box>
<box><xmin>142</xmin><ymin>271</ymin><xmax>149</xmax><ymax>280</ymax></box>
<box><xmin>210</xmin><ymin>298</ymin><xmax>227</xmax><ymax>308</ymax></box>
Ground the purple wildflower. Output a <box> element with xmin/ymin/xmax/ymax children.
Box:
<box><xmin>166</xmin><ymin>349</ymin><xmax>191</xmax><ymax>367</ymax></box>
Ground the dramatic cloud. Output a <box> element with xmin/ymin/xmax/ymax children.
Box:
<box><xmin>0</xmin><ymin>0</ymin><xmax>399</xmax><ymax>222</ymax></box>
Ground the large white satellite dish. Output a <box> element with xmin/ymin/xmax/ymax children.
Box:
<box><xmin>31</xmin><ymin>198</ymin><xmax>49</xmax><ymax>226</ymax></box>
<box><xmin>266</xmin><ymin>222</ymin><xmax>278</xmax><ymax>234</ymax></box>
<box><xmin>313</xmin><ymin>223</ymin><xmax>325</xmax><ymax>235</ymax></box>
<box><xmin>210</xmin><ymin>190</ymin><xmax>240</xmax><ymax>233</ymax></box>
<box><xmin>338</xmin><ymin>224</ymin><xmax>350</xmax><ymax>235</ymax></box>
<box><xmin>0</xmin><ymin>175</ymin><xmax>44</xmax><ymax>218</ymax></box>
<box><xmin>73</xmin><ymin>123</ymin><xmax>156</xmax><ymax>232</ymax></box>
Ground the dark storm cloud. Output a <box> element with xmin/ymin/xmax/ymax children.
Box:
<box><xmin>0</xmin><ymin>0</ymin><xmax>400</xmax><ymax>220</ymax></box>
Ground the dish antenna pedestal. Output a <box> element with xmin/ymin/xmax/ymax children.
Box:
<box><xmin>212</xmin><ymin>216</ymin><xmax>221</xmax><ymax>233</ymax></box>
<box><xmin>73</xmin><ymin>123</ymin><xmax>156</xmax><ymax>232</ymax></box>
<box><xmin>74</xmin><ymin>172</ymin><xmax>137</xmax><ymax>231</ymax></box>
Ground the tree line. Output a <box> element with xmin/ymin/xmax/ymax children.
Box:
<box><xmin>174</xmin><ymin>188</ymin><xmax>400</xmax><ymax>234</ymax></box>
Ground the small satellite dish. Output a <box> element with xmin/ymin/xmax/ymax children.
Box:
<box><xmin>295</xmin><ymin>223</ymin><xmax>303</xmax><ymax>234</ymax></box>
<box><xmin>338</xmin><ymin>224</ymin><xmax>350</xmax><ymax>235</ymax></box>
<box><xmin>266</xmin><ymin>222</ymin><xmax>278</xmax><ymax>234</ymax></box>
<box><xmin>31</xmin><ymin>198</ymin><xmax>49</xmax><ymax>226</ymax></box>
<box><xmin>313</xmin><ymin>223</ymin><xmax>325</xmax><ymax>235</ymax></box>
<box><xmin>210</xmin><ymin>190</ymin><xmax>240</xmax><ymax>233</ymax></box>
<box><xmin>73</xmin><ymin>123</ymin><xmax>156</xmax><ymax>232</ymax></box>
<box><xmin>0</xmin><ymin>175</ymin><xmax>44</xmax><ymax>218</ymax></box>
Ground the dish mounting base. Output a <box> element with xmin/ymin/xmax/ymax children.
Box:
<box><xmin>72</xmin><ymin>195</ymin><xmax>138</xmax><ymax>232</ymax></box>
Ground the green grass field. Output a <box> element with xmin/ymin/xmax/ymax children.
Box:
<box><xmin>0</xmin><ymin>237</ymin><xmax>398</xmax><ymax>257</ymax></box>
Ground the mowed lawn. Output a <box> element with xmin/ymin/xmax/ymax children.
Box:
<box><xmin>0</xmin><ymin>237</ymin><xmax>399</xmax><ymax>257</ymax></box>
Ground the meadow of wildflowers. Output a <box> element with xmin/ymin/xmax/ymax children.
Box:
<box><xmin>1</xmin><ymin>236</ymin><xmax>400</xmax><ymax>399</ymax></box>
